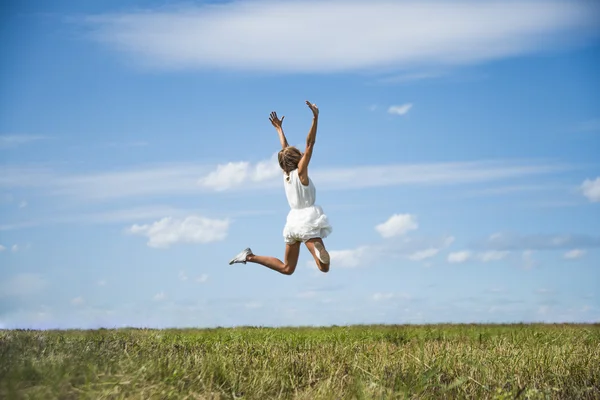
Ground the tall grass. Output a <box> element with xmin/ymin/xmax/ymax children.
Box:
<box><xmin>1</xmin><ymin>324</ymin><xmax>598</xmax><ymax>399</ymax></box>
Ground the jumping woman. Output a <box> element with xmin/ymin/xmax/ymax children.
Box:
<box><xmin>228</xmin><ymin>101</ymin><xmax>333</xmax><ymax>275</ymax></box>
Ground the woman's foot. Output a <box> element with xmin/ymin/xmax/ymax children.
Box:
<box><xmin>229</xmin><ymin>247</ymin><xmax>253</xmax><ymax>265</ymax></box>
<box><xmin>313</xmin><ymin>242</ymin><xmax>330</xmax><ymax>264</ymax></box>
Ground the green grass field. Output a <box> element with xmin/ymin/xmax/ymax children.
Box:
<box><xmin>1</xmin><ymin>324</ymin><xmax>598</xmax><ymax>399</ymax></box>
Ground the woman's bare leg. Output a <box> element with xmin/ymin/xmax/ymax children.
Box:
<box><xmin>305</xmin><ymin>238</ymin><xmax>330</xmax><ymax>273</ymax></box>
<box><xmin>246</xmin><ymin>242</ymin><xmax>301</xmax><ymax>275</ymax></box>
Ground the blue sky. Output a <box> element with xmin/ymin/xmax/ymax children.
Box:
<box><xmin>1</xmin><ymin>0</ymin><xmax>599</xmax><ymax>329</ymax></box>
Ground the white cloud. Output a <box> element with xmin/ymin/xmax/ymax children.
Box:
<box><xmin>97</xmin><ymin>279</ymin><xmax>107</xmax><ymax>286</ymax></box>
<box><xmin>154</xmin><ymin>291</ymin><xmax>166</xmax><ymax>301</ymax></box>
<box><xmin>408</xmin><ymin>247</ymin><xmax>439</xmax><ymax>261</ymax></box>
<box><xmin>483</xmin><ymin>232</ymin><xmax>600</xmax><ymax>251</ymax></box>
<box><xmin>196</xmin><ymin>274</ymin><xmax>209</xmax><ymax>284</ymax></box>
<box><xmin>107</xmin><ymin>140</ymin><xmax>149</xmax><ymax>148</ymax></box>
<box><xmin>581</xmin><ymin>177</ymin><xmax>600</xmax><ymax>202</ymax></box>
<box><xmin>328</xmin><ymin>246</ymin><xmax>374</xmax><ymax>268</ymax></box>
<box><xmin>388</xmin><ymin>104</ymin><xmax>413</xmax><ymax>116</ymax></box>
<box><xmin>373</xmin><ymin>292</ymin><xmax>395</xmax><ymax>301</ymax></box>
<box><xmin>0</xmin><ymin>273</ymin><xmax>47</xmax><ymax>297</ymax></box>
<box><xmin>0</xmin><ymin>134</ymin><xmax>45</xmax><ymax>149</ymax></box>
<box><xmin>522</xmin><ymin>250</ymin><xmax>537</xmax><ymax>269</ymax></box>
<box><xmin>447</xmin><ymin>250</ymin><xmax>509</xmax><ymax>263</ymax></box>
<box><xmin>199</xmin><ymin>162</ymin><xmax>249</xmax><ymax>191</ymax></box>
<box><xmin>376</xmin><ymin>214</ymin><xmax>418</xmax><ymax>238</ymax></box>
<box><xmin>407</xmin><ymin>236</ymin><xmax>453</xmax><ymax>261</ymax></box>
<box><xmin>448</xmin><ymin>251</ymin><xmax>471</xmax><ymax>263</ymax></box>
<box><xmin>0</xmin><ymin>222</ymin><xmax>40</xmax><ymax>231</ymax></box>
<box><xmin>178</xmin><ymin>270</ymin><xmax>188</xmax><ymax>281</ymax></box>
<box><xmin>564</xmin><ymin>249</ymin><xmax>585</xmax><ymax>259</ymax></box>
<box><xmin>462</xmin><ymin>184</ymin><xmax>563</xmax><ymax>197</ymax></box>
<box><xmin>18</xmin><ymin>200</ymin><xmax>27</xmax><ymax>209</ymax></box>
<box><xmin>71</xmin><ymin>297</ymin><xmax>85</xmax><ymax>306</ymax></box>
<box><xmin>297</xmin><ymin>291</ymin><xmax>317</xmax><ymax>299</ymax></box>
<box><xmin>85</xmin><ymin>0</ymin><xmax>600</xmax><ymax>73</ymax></box>
<box><xmin>198</xmin><ymin>154</ymin><xmax>280</xmax><ymax>191</ymax></box>
<box><xmin>478</xmin><ymin>250</ymin><xmax>509</xmax><ymax>262</ymax></box>
<box><xmin>373</xmin><ymin>292</ymin><xmax>411</xmax><ymax>301</ymax></box>
<box><xmin>0</xmin><ymin>244</ymin><xmax>5</xmax><ymax>252</ymax></box>
<box><xmin>378</xmin><ymin>71</ymin><xmax>445</xmax><ymax>84</ymax></box>
<box><xmin>536</xmin><ymin>288</ymin><xmax>554</xmax><ymax>295</ymax></box>
<box><xmin>128</xmin><ymin>215</ymin><xmax>229</xmax><ymax>248</ymax></box>
<box><xmin>11</xmin><ymin>244</ymin><xmax>18</xmax><ymax>253</ymax></box>
<box><xmin>76</xmin><ymin>205</ymin><xmax>192</xmax><ymax>224</ymax></box>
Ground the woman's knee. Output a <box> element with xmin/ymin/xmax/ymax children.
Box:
<box><xmin>282</xmin><ymin>264</ymin><xmax>296</xmax><ymax>275</ymax></box>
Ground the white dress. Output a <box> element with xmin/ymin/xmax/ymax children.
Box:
<box><xmin>282</xmin><ymin>169</ymin><xmax>332</xmax><ymax>244</ymax></box>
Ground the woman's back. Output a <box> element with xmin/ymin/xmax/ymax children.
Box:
<box><xmin>283</xmin><ymin>169</ymin><xmax>316</xmax><ymax>210</ymax></box>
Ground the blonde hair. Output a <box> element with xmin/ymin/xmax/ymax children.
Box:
<box><xmin>278</xmin><ymin>146</ymin><xmax>303</xmax><ymax>182</ymax></box>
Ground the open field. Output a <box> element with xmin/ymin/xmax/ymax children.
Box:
<box><xmin>1</xmin><ymin>324</ymin><xmax>599</xmax><ymax>399</ymax></box>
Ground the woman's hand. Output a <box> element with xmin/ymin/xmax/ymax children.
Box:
<box><xmin>306</xmin><ymin>101</ymin><xmax>319</xmax><ymax>118</ymax></box>
<box><xmin>269</xmin><ymin>111</ymin><xmax>285</xmax><ymax>131</ymax></box>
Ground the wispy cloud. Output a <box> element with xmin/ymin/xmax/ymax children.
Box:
<box><xmin>447</xmin><ymin>251</ymin><xmax>471</xmax><ymax>264</ymax></box>
<box><xmin>0</xmin><ymin>135</ymin><xmax>46</xmax><ymax>149</ymax></box>
<box><xmin>328</xmin><ymin>246</ymin><xmax>375</xmax><ymax>268</ymax></box>
<box><xmin>372</xmin><ymin>292</ymin><xmax>411</xmax><ymax>301</ymax></box>
<box><xmin>480</xmin><ymin>232</ymin><xmax>600</xmax><ymax>251</ymax></box>
<box><xmin>0</xmin><ymin>163</ymin><xmax>209</xmax><ymax>200</ymax></box>
<box><xmin>1</xmin><ymin>206</ymin><xmax>276</xmax><ymax>232</ymax></box>
<box><xmin>0</xmin><ymin>273</ymin><xmax>47</xmax><ymax>297</ymax></box>
<box><xmin>0</xmin><ymin>159</ymin><xmax>573</xmax><ymax>200</ymax></box>
<box><xmin>84</xmin><ymin>0</ymin><xmax>600</xmax><ymax>73</ymax></box>
<box><xmin>564</xmin><ymin>249</ymin><xmax>585</xmax><ymax>259</ymax></box>
<box><xmin>522</xmin><ymin>250</ymin><xmax>537</xmax><ymax>270</ymax></box>
<box><xmin>461</xmin><ymin>184</ymin><xmax>566</xmax><ymax>198</ymax></box>
<box><xmin>106</xmin><ymin>141</ymin><xmax>149</xmax><ymax>148</ymax></box>
<box><xmin>479</xmin><ymin>250</ymin><xmax>510</xmax><ymax>262</ymax></box>
<box><xmin>408</xmin><ymin>247</ymin><xmax>440</xmax><ymax>261</ymax></box>
<box><xmin>372</xmin><ymin>292</ymin><xmax>395</xmax><ymax>301</ymax></box>
<box><xmin>387</xmin><ymin>104</ymin><xmax>413</xmax><ymax>116</ymax></box>
<box><xmin>378</xmin><ymin>72</ymin><xmax>444</xmax><ymax>84</ymax></box>
<box><xmin>447</xmin><ymin>250</ymin><xmax>509</xmax><ymax>264</ymax></box>
<box><xmin>580</xmin><ymin>177</ymin><xmax>600</xmax><ymax>202</ymax></box>
<box><xmin>71</xmin><ymin>297</ymin><xmax>85</xmax><ymax>306</ymax></box>
<box><xmin>297</xmin><ymin>291</ymin><xmax>318</xmax><ymax>299</ymax></box>
<box><xmin>312</xmin><ymin>160</ymin><xmax>572</xmax><ymax>191</ymax></box>
<box><xmin>127</xmin><ymin>215</ymin><xmax>230</xmax><ymax>248</ymax></box>
<box><xmin>407</xmin><ymin>237</ymin><xmax>454</xmax><ymax>262</ymax></box>
<box><xmin>154</xmin><ymin>291</ymin><xmax>166</xmax><ymax>301</ymax></box>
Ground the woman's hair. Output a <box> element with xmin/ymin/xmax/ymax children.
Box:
<box><xmin>278</xmin><ymin>146</ymin><xmax>303</xmax><ymax>180</ymax></box>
